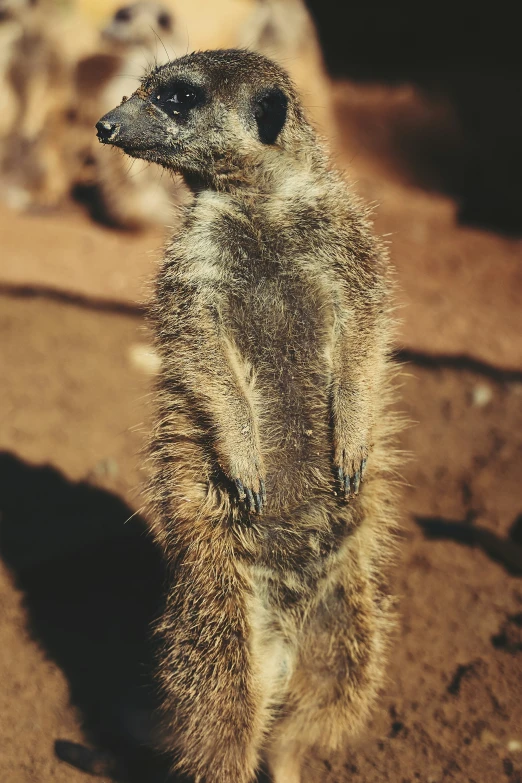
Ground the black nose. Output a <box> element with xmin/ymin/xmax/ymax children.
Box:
<box><xmin>96</xmin><ymin>120</ymin><xmax>119</xmax><ymax>143</ymax></box>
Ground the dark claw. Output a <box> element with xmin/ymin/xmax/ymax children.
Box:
<box><xmin>234</xmin><ymin>478</ymin><xmax>265</xmax><ymax>513</ymax></box>
<box><xmin>344</xmin><ymin>474</ymin><xmax>351</xmax><ymax>497</ymax></box>
<box><xmin>234</xmin><ymin>478</ymin><xmax>246</xmax><ymax>501</ymax></box>
<box><xmin>245</xmin><ymin>487</ymin><xmax>255</xmax><ymax>512</ymax></box>
<box><xmin>352</xmin><ymin>470</ymin><xmax>360</xmax><ymax>494</ymax></box>
<box><xmin>253</xmin><ymin>491</ymin><xmax>263</xmax><ymax>514</ymax></box>
<box><xmin>336</xmin><ymin>452</ymin><xmax>367</xmax><ymax>501</ymax></box>
<box><xmin>260</xmin><ymin>479</ymin><xmax>266</xmax><ymax>505</ymax></box>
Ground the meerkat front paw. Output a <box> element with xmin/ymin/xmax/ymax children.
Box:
<box><xmin>234</xmin><ymin>476</ymin><xmax>266</xmax><ymax>514</ymax></box>
<box><xmin>334</xmin><ymin>443</ymin><xmax>368</xmax><ymax>500</ymax></box>
<box><xmin>226</xmin><ymin>451</ymin><xmax>266</xmax><ymax>513</ymax></box>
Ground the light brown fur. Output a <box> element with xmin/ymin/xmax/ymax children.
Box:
<box><xmin>97</xmin><ymin>49</ymin><xmax>401</xmax><ymax>783</ymax></box>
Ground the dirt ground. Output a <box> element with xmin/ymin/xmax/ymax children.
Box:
<box><xmin>0</xmin><ymin>79</ymin><xmax>521</xmax><ymax>783</ymax></box>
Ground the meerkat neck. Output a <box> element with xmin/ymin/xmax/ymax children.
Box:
<box><xmin>183</xmin><ymin>142</ymin><xmax>329</xmax><ymax>199</ymax></box>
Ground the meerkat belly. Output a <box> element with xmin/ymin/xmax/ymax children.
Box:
<box><xmin>224</xmin><ymin>271</ymin><xmax>334</xmax><ymax>496</ymax></box>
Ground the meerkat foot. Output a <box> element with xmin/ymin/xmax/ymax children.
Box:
<box><xmin>334</xmin><ymin>447</ymin><xmax>368</xmax><ymax>500</ymax></box>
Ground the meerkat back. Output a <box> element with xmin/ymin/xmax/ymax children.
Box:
<box><xmin>96</xmin><ymin>48</ymin><xmax>400</xmax><ymax>783</ymax></box>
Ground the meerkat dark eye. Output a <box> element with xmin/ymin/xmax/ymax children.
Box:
<box><xmin>168</xmin><ymin>89</ymin><xmax>197</xmax><ymax>105</ymax></box>
<box><xmin>152</xmin><ymin>81</ymin><xmax>205</xmax><ymax>119</ymax></box>
<box><xmin>253</xmin><ymin>87</ymin><xmax>288</xmax><ymax>145</ymax></box>
<box><xmin>114</xmin><ymin>6</ymin><xmax>132</xmax><ymax>22</ymax></box>
<box><xmin>157</xmin><ymin>11</ymin><xmax>172</xmax><ymax>30</ymax></box>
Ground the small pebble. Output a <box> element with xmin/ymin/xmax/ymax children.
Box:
<box><xmin>507</xmin><ymin>740</ymin><xmax>522</xmax><ymax>752</ymax></box>
<box><xmin>472</xmin><ymin>383</ymin><xmax>493</xmax><ymax>407</ymax></box>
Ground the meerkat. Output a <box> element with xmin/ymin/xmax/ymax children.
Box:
<box><xmin>238</xmin><ymin>0</ymin><xmax>338</xmax><ymax>143</ymax></box>
<box><xmin>0</xmin><ymin>0</ymin><xmax>94</xmax><ymax>210</ymax></box>
<box><xmin>0</xmin><ymin>0</ymin><xmax>65</xmax><ymax>208</ymax></box>
<box><xmin>97</xmin><ymin>49</ymin><xmax>399</xmax><ymax>783</ymax></box>
<box><xmin>81</xmin><ymin>2</ymin><xmax>189</xmax><ymax>229</ymax></box>
<box><xmin>0</xmin><ymin>0</ymin><xmax>25</xmax><ymax>146</ymax></box>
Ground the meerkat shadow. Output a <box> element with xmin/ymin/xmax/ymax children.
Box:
<box><xmin>0</xmin><ymin>450</ymin><xmax>181</xmax><ymax>782</ymax></box>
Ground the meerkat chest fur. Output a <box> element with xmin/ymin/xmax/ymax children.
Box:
<box><xmin>161</xmin><ymin>170</ymin><xmax>349</xmax><ymax>501</ymax></box>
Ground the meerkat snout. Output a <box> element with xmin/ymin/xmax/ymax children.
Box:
<box><xmin>96</xmin><ymin>120</ymin><xmax>120</xmax><ymax>144</ymax></box>
<box><xmin>96</xmin><ymin>91</ymin><xmax>173</xmax><ymax>157</ymax></box>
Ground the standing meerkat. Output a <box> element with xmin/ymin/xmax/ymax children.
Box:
<box><xmin>97</xmin><ymin>49</ymin><xmax>399</xmax><ymax>783</ymax></box>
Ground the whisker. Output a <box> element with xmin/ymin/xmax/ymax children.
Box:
<box><xmin>150</xmin><ymin>25</ymin><xmax>171</xmax><ymax>64</ymax></box>
<box><xmin>125</xmin><ymin>157</ymin><xmax>137</xmax><ymax>176</ymax></box>
<box><xmin>129</xmin><ymin>161</ymin><xmax>153</xmax><ymax>179</ymax></box>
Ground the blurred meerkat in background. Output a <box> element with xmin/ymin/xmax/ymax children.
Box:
<box><xmin>0</xmin><ymin>0</ymin><xmax>94</xmax><ymax>210</ymax></box>
<box><xmin>239</xmin><ymin>0</ymin><xmax>338</xmax><ymax>144</ymax></box>
<box><xmin>77</xmin><ymin>0</ymin><xmax>255</xmax><ymax>47</ymax></box>
<box><xmin>76</xmin><ymin>1</ymin><xmax>188</xmax><ymax>229</ymax></box>
<box><xmin>100</xmin><ymin>1</ymin><xmax>185</xmax><ymax>116</ymax></box>
<box><xmin>0</xmin><ymin>0</ymin><xmax>26</xmax><ymax>148</ymax></box>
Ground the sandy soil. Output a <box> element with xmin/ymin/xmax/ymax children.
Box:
<box><xmin>0</xmin><ymin>79</ymin><xmax>521</xmax><ymax>783</ymax></box>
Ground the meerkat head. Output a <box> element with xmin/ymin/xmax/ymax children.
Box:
<box><xmin>102</xmin><ymin>2</ymin><xmax>174</xmax><ymax>48</ymax></box>
<box><xmin>95</xmin><ymin>49</ymin><xmax>315</xmax><ymax>189</ymax></box>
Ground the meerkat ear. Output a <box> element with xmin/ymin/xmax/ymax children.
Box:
<box><xmin>253</xmin><ymin>87</ymin><xmax>288</xmax><ymax>145</ymax></box>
